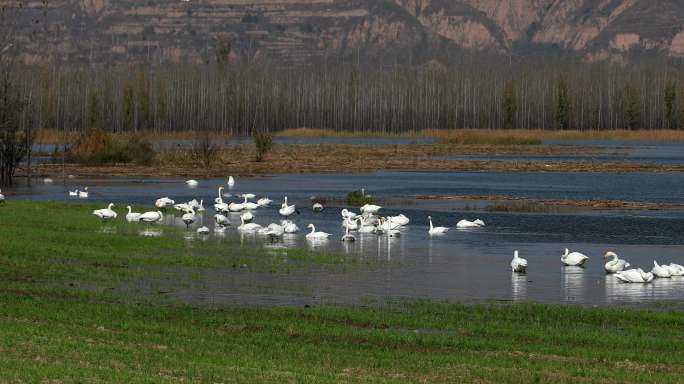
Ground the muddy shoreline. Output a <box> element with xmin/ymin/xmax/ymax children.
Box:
<box><xmin>21</xmin><ymin>143</ymin><xmax>684</xmax><ymax>179</ymax></box>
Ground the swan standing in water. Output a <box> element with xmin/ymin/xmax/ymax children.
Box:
<box><xmin>93</xmin><ymin>203</ymin><xmax>117</xmax><ymax>221</ymax></box>
<box><xmin>214</xmin><ymin>214</ymin><xmax>230</xmax><ymax>227</ymax></box>
<box><xmin>215</xmin><ymin>187</ymin><xmax>225</xmax><ymax>204</ymax></box>
<box><xmin>561</xmin><ymin>248</ymin><xmax>589</xmax><ymax>267</ymax></box>
<box><xmin>305</xmin><ymin>224</ymin><xmax>331</xmax><ymax>240</ymax></box>
<box><xmin>238</xmin><ymin>216</ymin><xmax>262</xmax><ymax>232</ymax></box>
<box><xmin>342</xmin><ymin>217</ymin><xmax>359</xmax><ymax>231</ymax></box>
<box><xmin>652</xmin><ymin>261</ymin><xmax>672</xmax><ymax>278</ymax></box>
<box><xmin>428</xmin><ymin>216</ymin><xmax>449</xmax><ymax>236</ymax></box>
<box><xmin>341</xmin><ymin>226</ymin><xmax>356</xmax><ymax>242</ymax></box>
<box><xmin>78</xmin><ymin>187</ymin><xmax>89</xmax><ymax>198</ymax></box>
<box><xmin>240</xmin><ymin>211</ymin><xmax>254</xmax><ymax>223</ymax></box>
<box><xmin>341</xmin><ymin>209</ymin><xmax>357</xmax><ymax>220</ymax></box>
<box><xmin>181</xmin><ymin>208</ymin><xmax>197</xmax><ymax>228</ymax></box>
<box><xmin>139</xmin><ymin>210</ymin><xmax>164</xmax><ymax>224</ymax></box>
<box><xmin>511</xmin><ymin>250</ymin><xmax>527</xmax><ymax>273</ymax></box>
<box><xmin>604</xmin><ymin>251</ymin><xmax>630</xmax><ymax>273</ymax></box>
<box><xmin>125</xmin><ymin>206</ymin><xmax>142</xmax><ymax>222</ymax></box>
<box><xmin>615</xmin><ymin>268</ymin><xmax>654</xmax><ymax>283</ymax></box>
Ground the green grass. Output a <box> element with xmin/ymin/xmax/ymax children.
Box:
<box><xmin>345</xmin><ymin>190</ymin><xmax>374</xmax><ymax>206</ymax></box>
<box><xmin>1</xmin><ymin>201</ymin><xmax>684</xmax><ymax>382</ymax></box>
<box><xmin>485</xmin><ymin>202</ymin><xmax>561</xmax><ymax>213</ymax></box>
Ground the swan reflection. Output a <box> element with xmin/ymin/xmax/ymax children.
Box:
<box><xmin>561</xmin><ymin>266</ymin><xmax>585</xmax><ymax>302</ymax></box>
<box><xmin>139</xmin><ymin>228</ymin><xmax>163</xmax><ymax>237</ymax></box>
<box><xmin>511</xmin><ymin>273</ymin><xmax>527</xmax><ymax>302</ymax></box>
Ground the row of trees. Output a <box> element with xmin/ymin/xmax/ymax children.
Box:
<box><xmin>11</xmin><ymin>61</ymin><xmax>684</xmax><ymax>136</ymax></box>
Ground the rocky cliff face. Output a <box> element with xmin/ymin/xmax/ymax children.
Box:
<box><xmin>4</xmin><ymin>0</ymin><xmax>684</xmax><ymax>65</ymax></box>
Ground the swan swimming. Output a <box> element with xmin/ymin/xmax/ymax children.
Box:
<box><xmin>279</xmin><ymin>196</ymin><xmax>297</xmax><ymax>217</ymax></box>
<box><xmin>186</xmin><ymin>179</ymin><xmax>199</xmax><ymax>187</ymax></box>
<box><xmin>68</xmin><ymin>189</ymin><xmax>78</xmax><ymax>197</ymax></box>
<box><xmin>78</xmin><ymin>187</ymin><xmax>89</xmax><ymax>198</ymax></box>
<box><xmin>155</xmin><ymin>197</ymin><xmax>174</xmax><ymax>209</ymax></box>
<box><xmin>259</xmin><ymin>223</ymin><xmax>284</xmax><ymax>238</ymax></box>
<box><xmin>387</xmin><ymin>214</ymin><xmax>410</xmax><ymax>226</ymax></box>
<box><xmin>196</xmin><ymin>226</ymin><xmax>210</xmax><ymax>234</ymax></box>
<box><xmin>93</xmin><ymin>203</ymin><xmax>117</xmax><ymax>221</ymax></box>
<box><xmin>511</xmin><ymin>250</ymin><xmax>528</xmax><ymax>273</ymax></box>
<box><xmin>305</xmin><ymin>224</ymin><xmax>331</xmax><ymax>240</ymax></box>
<box><xmin>125</xmin><ymin>206</ymin><xmax>142</xmax><ymax>222</ymax></box>
<box><xmin>280</xmin><ymin>220</ymin><xmax>300</xmax><ymax>234</ymax></box>
<box><xmin>227</xmin><ymin>176</ymin><xmax>235</xmax><ymax>186</ymax></box>
<box><xmin>360</xmin><ymin>204</ymin><xmax>381</xmax><ymax>214</ymax></box>
<box><xmin>615</xmin><ymin>268</ymin><xmax>654</xmax><ymax>283</ymax></box>
<box><xmin>228</xmin><ymin>201</ymin><xmax>244</xmax><ymax>212</ymax></box>
<box><xmin>215</xmin><ymin>187</ymin><xmax>225</xmax><ymax>204</ymax></box>
<box><xmin>312</xmin><ymin>202</ymin><xmax>324</xmax><ymax>212</ymax></box>
<box><xmin>428</xmin><ymin>216</ymin><xmax>449</xmax><ymax>236</ymax></box>
<box><xmin>357</xmin><ymin>216</ymin><xmax>378</xmax><ymax>234</ymax></box>
<box><xmin>456</xmin><ymin>219</ymin><xmax>485</xmax><ymax>228</ymax></box>
<box><xmin>652</xmin><ymin>261</ymin><xmax>672</xmax><ymax>278</ymax></box>
<box><xmin>603</xmin><ymin>251</ymin><xmax>630</xmax><ymax>273</ymax></box>
<box><xmin>257</xmin><ymin>197</ymin><xmax>272</xmax><ymax>207</ymax></box>
<box><xmin>561</xmin><ymin>248</ymin><xmax>589</xmax><ymax>267</ymax></box>
<box><xmin>664</xmin><ymin>263</ymin><xmax>684</xmax><ymax>276</ymax></box>
<box><xmin>241</xmin><ymin>196</ymin><xmax>259</xmax><ymax>210</ymax></box>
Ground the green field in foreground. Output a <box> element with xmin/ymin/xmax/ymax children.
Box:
<box><xmin>1</xmin><ymin>201</ymin><xmax>684</xmax><ymax>383</ymax></box>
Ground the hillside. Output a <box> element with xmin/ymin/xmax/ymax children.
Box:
<box><xmin>4</xmin><ymin>0</ymin><xmax>684</xmax><ymax>65</ymax></box>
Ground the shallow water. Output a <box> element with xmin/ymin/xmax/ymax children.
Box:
<box><xmin>7</xmin><ymin>170</ymin><xmax>684</xmax><ymax>307</ymax></box>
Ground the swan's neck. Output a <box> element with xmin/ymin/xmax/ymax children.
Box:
<box><xmin>429</xmin><ymin>218</ymin><xmax>433</xmax><ymax>230</ymax></box>
<box><xmin>127</xmin><ymin>206</ymin><xmax>132</xmax><ymax>214</ymax></box>
<box><xmin>309</xmin><ymin>225</ymin><xmax>316</xmax><ymax>234</ymax></box>
<box><xmin>108</xmin><ymin>203</ymin><xmax>114</xmax><ymax>209</ymax></box>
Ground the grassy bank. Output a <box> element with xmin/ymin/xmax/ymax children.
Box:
<box><xmin>1</xmin><ymin>201</ymin><xmax>684</xmax><ymax>382</ymax></box>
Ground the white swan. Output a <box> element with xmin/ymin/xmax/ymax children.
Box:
<box><xmin>279</xmin><ymin>196</ymin><xmax>296</xmax><ymax>217</ymax></box>
<box><xmin>456</xmin><ymin>219</ymin><xmax>484</xmax><ymax>228</ymax></box>
<box><xmin>139</xmin><ymin>210</ymin><xmax>163</xmax><ymax>224</ymax></box>
<box><xmin>241</xmin><ymin>193</ymin><xmax>256</xmax><ymax>200</ymax></box>
<box><xmin>652</xmin><ymin>261</ymin><xmax>672</xmax><ymax>278</ymax></box>
<box><xmin>125</xmin><ymin>206</ymin><xmax>142</xmax><ymax>222</ymax></box>
<box><xmin>312</xmin><ymin>202</ymin><xmax>324</xmax><ymax>212</ymax></box>
<box><xmin>604</xmin><ymin>251</ymin><xmax>630</xmax><ymax>273</ymax></box>
<box><xmin>306</xmin><ymin>224</ymin><xmax>331</xmax><ymax>240</ymax></box>
<box><xmin>257</xmin><ymin>197</ymin><xmax>272</xmax><ymax>207</ymax></box>
<box><xmin>214</xmin><ymin>214</ymin><xmax>230</xmax><ymax>226</ymax></box>
<box><xmin>615</xmin><ymin>268</ymin><xmax>654</xmax><ymax>283</ymax></box>
<box><xmin>181</xmin><ymin>208</ymin><xmax>197</xmax><ymax>228</ymax></box>
<box><xmin>196</xmin><ymin>226</ymin><xmax>210</xmax><ymax>234</ymax></box>
<box><xmin>511</xmin><ymin>250</ymin><xmax>527</xmax><ymax>273</ymax></box>
<box><xmin>342</xmin><ymin>217</ymin><xmax>359</xmax><ymax>230</ymax></box>
<box><xmin>214</xmin><ymin>202</ymin><xmax>229</xmax><ymax>213</ymax></box>
<box><xmin>78</xmin><ymin>187</ymin><xmax>89</xmax><ymax>198</ymax></box>
<box><xmin>341</xmin><ymin>226</ymin><xmax>356</xmax><ymax>242</ymax></box>
<box><xmin>281</xmin><ymin>220</ymin><xmax>299</xmax><ymax>234</ymax></box>
<box><xmin>242</xmin><ymin>196</ymin><xmax>259</xmax><ymax>210</ymax></box>
<box><xmin>341</xmin><ymin>209</ymin><xmax>357</xmax><ymax>220</ymax></box>
<box><xmin>68</xmin><ymin>189</ymin><xmax>78</xmax><ymax>197</ymax></box>
<box><xmin>428</xmin><ymin>216</ymin><xmax>449</xmax><ymax>236</ymax></box>
<box><xmin>188</xmin><ymin>199</ymin><xmax>200</xmax><ymax>209</ymax></box>
<box><xmin>0</xmin><ymin>188</ymin><xmax>4</xmax><ymax>202</ymax></box>
<box><xmin>360</xmin><ymin>204</ymin><xmax>381</xmax><ymax>214</ymax></box>
<box><xmin>43</xmin><ymin>178</ymin><xmax>53</xmax><ymax>184</ymax></box>
<box><xmin>93</xmin><ymin>203</ymin><xmax>117</xmax><ymax>221</ymax></box>
<box><xmin>240</xmin><ymin>211</ymin><xmax>254</xmax><ymax>222</ymax></box>
<box><xmin>174</xmin><ymin>202</ymin><xmax>192</xmax><ymax>213</ymax></box>
<box><xmin>387</xmin><ymin>214</ymin><xmax>410</xmax><ymax>226</ymax></box>
<box><xmin>237</xmin><ymin>216</ymin><xmax>262</xmax><ymax>232</ymax></box>
<box><xmin>561</xmin><ymin>248</ymin><xmax>589</xmax><ymax>267</ymax></box>
<box><xmin>664</xmin><ymin>263</ymin><xmax>684</xmax><ymax>276</ymax></box>
<box><xmin>186</xmin><ymin>179</ymin><xmax>199</xmax><ymax>187</ymax></box>
<box><xmin>155</xmin><ymin>197</ymin><xmax>174</xmax><ymax>209</ymax></box>
<box><xmin>259</xmin><ymin>223</ymin><xmax>284</xmax><ymax>238</ymax></box>
<box><xmin>378</xmin><ymin>217</ymin><xmax>402</xmax><ymax>231</ymax></box>
<box><xmin>357</xmin><ymin>216</ymin><xmax>378</xmax><ymax>234</ymax></box>
<box><xmin>197</xmin><ymin>200</ymin><xmax>205</xmax><ymax>212</ymax></box>
<box><xmin>228</xmin><ymin>201</ymin><xmax>244</xmax><ymax>212</ymax></box>
<box><xmin>227</xmin><ymin>176</ymin><xmax>235</xmax><ymax>186</ymax></box>
<box><xmin>215</xmin><ymin>186</ymin><xmax>225</xmax><ymax>204</ymax></box>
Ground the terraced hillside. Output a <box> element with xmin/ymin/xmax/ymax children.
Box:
<box><xmin>3</xmin><ymin>0</ymin><xmax>684</xmax><ymax>65</ymax></box>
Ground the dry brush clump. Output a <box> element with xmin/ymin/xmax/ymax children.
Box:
<box><xmin>66</xmin><ymin>128</ymin><xmax>155</xmax><ymax>165</ymax></box>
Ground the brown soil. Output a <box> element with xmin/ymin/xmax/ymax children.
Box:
<box><xmin>414</xmin><ymin>195</ymin><xmax>684</xmax><ymax>210</ymax></box>
<box><xmin>24</xmin><ymin>143</ymin><xmax>684</xmax><ymax>179</ymax></box>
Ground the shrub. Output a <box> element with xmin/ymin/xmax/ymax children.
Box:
<box><xmin>345</xmin><ymin>190</ymin><xmax>373</xmax><ymax>206</ymax></box>
<box><xmin>192</xmin><ymin>133</ymin><xmax>219</xmax><ymax>168</ymax></box>
<box><xmin>254</xmin><ymin>131</ymin><xmax>272</xmax><ymax>162</ymax></box>
<box><xmin>66</xmin><ymin>129</ymin><xmax>155</xmax><ymax>165</ymax></box>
